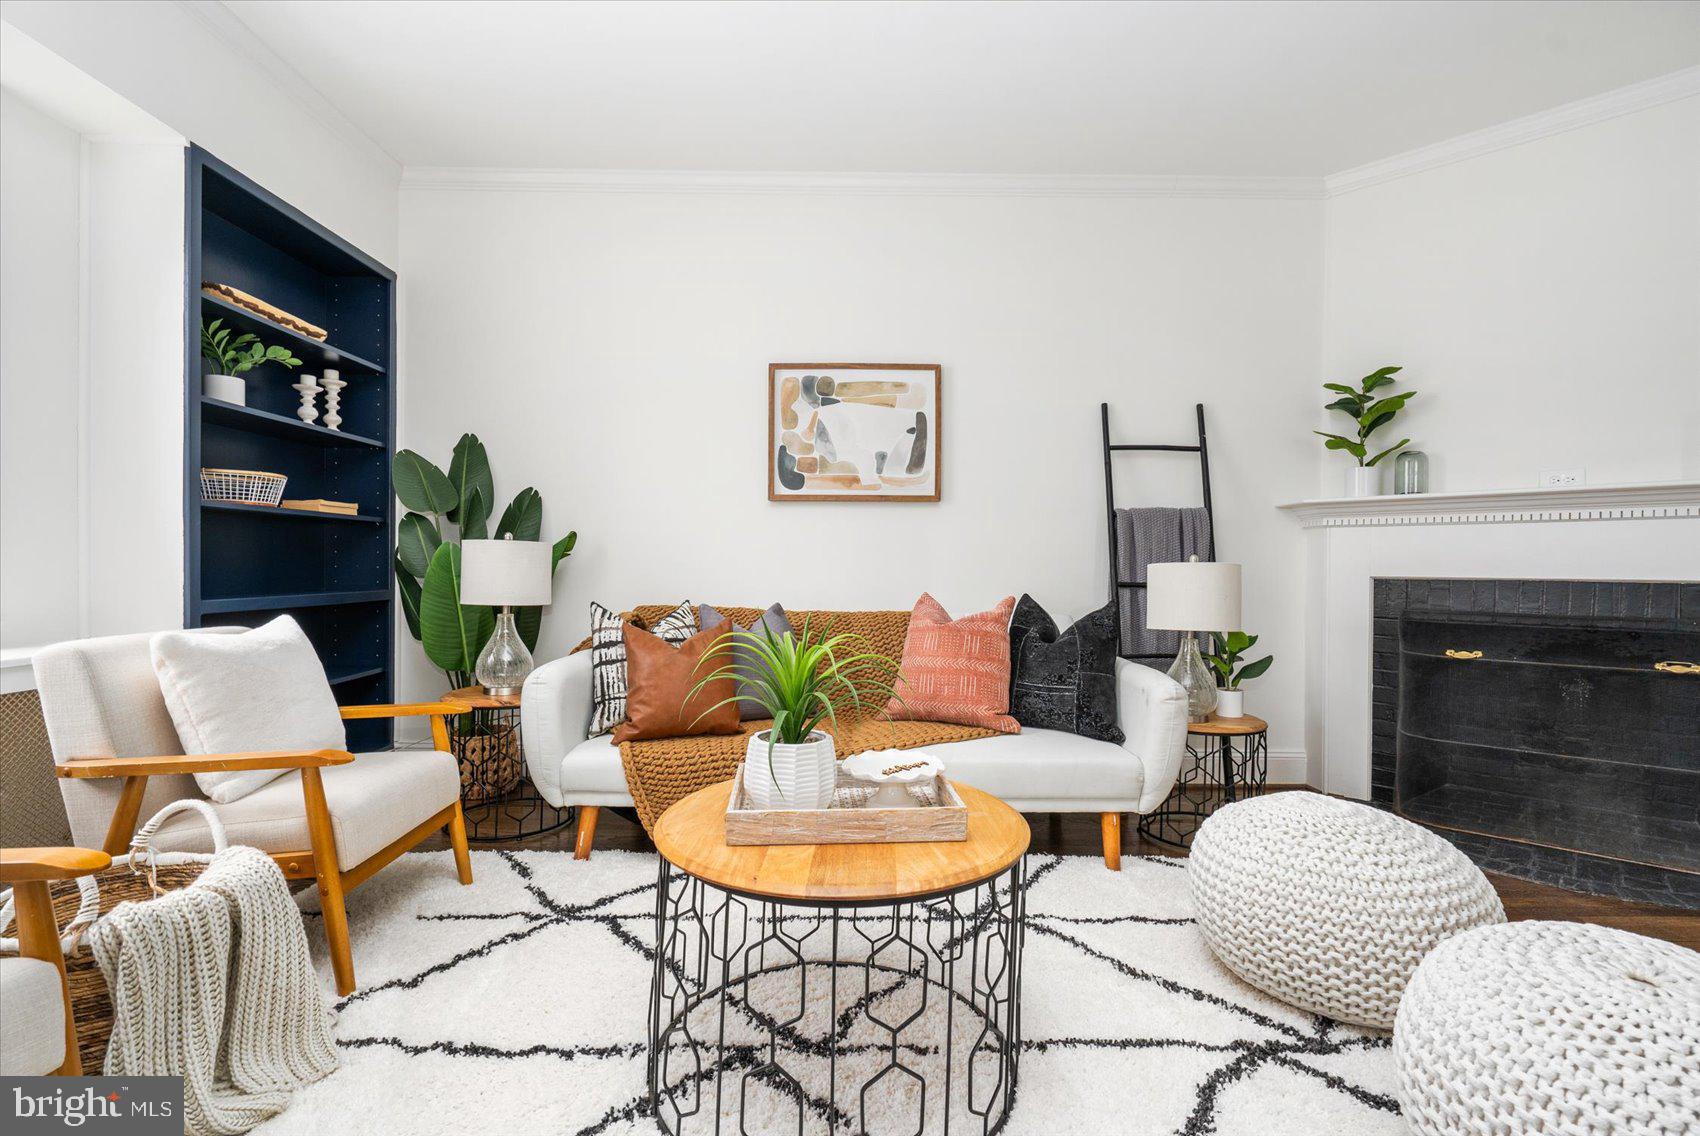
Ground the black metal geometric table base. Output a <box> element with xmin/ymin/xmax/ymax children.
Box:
<box><xmin>649</xmin><ymin>858</ymin><xmax>1026</xmax><ymax>1136</ymax></box>
<box><xmin>1137</xmin><ymin>730</ymin><xmax>1269</xmax><ymax>850</ymax></box>
<box><xmin>461</xmin><ymin>781</ymin><xmax>574</xmax><ymax>843</ymax></box>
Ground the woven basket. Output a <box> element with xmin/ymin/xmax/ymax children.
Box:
<box><xmin>454</xmin><ymin>723</ymin><xmax>524</xmax><ymax>805</ymax></box>
<box><xmin>0</xmin><ymin>802</ymin><xmax>220</xmax><ymax>1073</ymax></box>
<box><xmin>200</xmin><ymin>467</ymin><xmax>287</xmax><ymax>506</ymax></box>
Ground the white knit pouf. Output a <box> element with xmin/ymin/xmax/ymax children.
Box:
<box><xmin>1188</xmin><ymin>792</ymin><xmax>1503</xmax><ymax>1029</ymax></box>
<box><xmin>1395</xmin><ymin>921</ymin><xmax>1700</xmax><ymax>1136</ymax></box>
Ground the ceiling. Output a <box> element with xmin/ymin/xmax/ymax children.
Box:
<box><xmin>219</xmin><ymin>0</ymin><xmax>1699</xmax><ymax>176</ymax></box>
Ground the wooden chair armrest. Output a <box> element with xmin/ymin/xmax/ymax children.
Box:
<box><xmin>0</xmin><ymin>847</ymin><xmax>112</xmax><ymax>883</ymax></box>
<box><xmin>339</xmin><ymin>701</ymin><xmax>473</xmax><ymax>720</ymax></box>
<box><xmin>56</xmin><ymin>749</ymin><xmax>356</xmax><ymax>779</ymax></box>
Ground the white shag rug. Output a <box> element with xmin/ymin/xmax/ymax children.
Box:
<box><xmin>256</xmin><ymin>850</ymin><xmax>1400</xmax><ymax>1136</ymax></box>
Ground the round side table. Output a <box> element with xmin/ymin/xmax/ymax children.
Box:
<box><xmin>441</xmin><ymin>685</ymin><xmax>573</xmax><ymax>843</ymax></box>
<box><xmin>1137</xmin><ymin>713</ymin><xmax>1269</xmax><ymax>850</ymax></box>
<box><xmin>649</xmin><ymin>780</ymin><xmax>1030</xmax><ymax>1136</ymax></box>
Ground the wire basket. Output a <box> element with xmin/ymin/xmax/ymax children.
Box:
<box><xmin>200</xmin><ymin>467</ymin><xmax>287</xmax><ymax>506</ymax></box>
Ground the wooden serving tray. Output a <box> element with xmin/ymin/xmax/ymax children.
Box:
<box><xmin>724</xmin><ymin>766</ymin><xmax>968</xmax><ymax>846</ymax></box>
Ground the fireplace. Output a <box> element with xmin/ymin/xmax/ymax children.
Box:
<box><xmin>1371</xmin><ymin>578</ymin><xmax>1700</xmax><ymax>909</ymax></box>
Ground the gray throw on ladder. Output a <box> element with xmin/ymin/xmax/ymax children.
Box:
<box><xmin>1115</xmin><ymin>506</ymin><xmax>1215</xmax><ymax>659</ymax></box>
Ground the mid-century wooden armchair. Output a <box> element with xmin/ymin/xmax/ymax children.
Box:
<box><xmin>0</xmin><ymin>846</ymin><xmax>111</xmax><ymax>1075</ymax></box>
<box><xmin>33</xmin><ymin>629</ymin><xmax>474</xmax><ymax>996</ymax></box>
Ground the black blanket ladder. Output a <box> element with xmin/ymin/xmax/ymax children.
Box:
<box><xmin>1100</xmin><ymin>402</ymin><xmax>1216</xmax><ymax>663</ymax></box>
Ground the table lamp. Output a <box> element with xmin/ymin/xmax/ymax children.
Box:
<box><xmin>1145</xmin><ymin>556</ymin><xmax>1242</xmax><ymax>722</ymax></box>
<box><xmin>460</xmin><ymin>535</ymin><xmax>554</xmax><ymax>695</ymax></box>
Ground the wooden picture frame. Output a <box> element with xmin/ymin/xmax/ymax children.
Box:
<box><xmin>768</xmin><ymin>363</ymin><xmax>942</xmax><ymax>502</ymax></box>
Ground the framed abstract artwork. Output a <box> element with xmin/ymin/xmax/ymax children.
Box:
<box><xmin>768</xmin><ymin>363</ymin><xmax>942</xmax><ymax>502</ymax></box>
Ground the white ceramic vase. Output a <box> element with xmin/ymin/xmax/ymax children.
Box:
<box><xmin>742</xmin><ymin>730</ymin><xmax>836</xmax><ymax>810</ymax></box>
<box><xmin>203</xmin><ymin>372</ymin><xmax>246</xmax><ymax>406</ymax></box>
<box><xmin>1346</xmin><ymin>465</ymin><xmax>1381</xmax><ymax>497</ymax></box>
<box><xmin>1215</xmin><ymin>689</ymin><xmax>1245</xmax><ymax>719</ymax></box>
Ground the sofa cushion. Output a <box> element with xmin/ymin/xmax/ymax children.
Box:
<box><xmin>146</xmin><ymin>749</ymin><xmax>460</xmax><ymax>872</ymax></box>
<box><xmin>1008</xmin><ymin>595</ymin><xmax>1124</xmax><ymax>743</ymax></box>
<box><xmin>589</xmin><ymin>600</ymin><xmax>696</xmax><ymax>734</ymax></box>
<box><xmin>0</xmin><ymin>958</ymin><xmax>66</xmax><ymax>1075</ymax></box>
<box><xmin>614</xmin><ymin>621</ymin><xmax>742</xmax><ymax>743</ymax></box>
<box><xmin>149</xmin><ymin>615</ymin><xmax>345</xmax><ymax>803</ymax></box>
<box><xmin>886</xmin><ymin>594</ymin><xmax>1019</xmax><ymax>733</ymax></box>
<box><xmin>940</xmin><ymin>727</ymin><xmax>1144</xmax><ymax>803</ymax></box>
<box><xmin>698</xmin><ymin>602</ymin><xmax>795</xmax><ymax>718</ymax></box>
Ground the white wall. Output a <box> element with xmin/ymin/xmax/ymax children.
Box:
<box><xmin>0</xmin><ymin>91</ymin><xmax>82</xmax><ymax>648</ymax></box>
<box><xmin>399</xmin><ymin>186</ymin><xmax>1323</xmax><ymax>772</ymax></box>
<box><xmin>1</xmin><ymin>1</ymin><xmax>399</xmax><ymax>264</ymax></box>
<box><xmin>1322</xmin><ymin>95</ymin><xmax>1700</xmax><ymax>496</ymax></box>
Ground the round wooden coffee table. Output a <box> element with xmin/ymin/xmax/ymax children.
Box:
<box><xmin>649</xmin><ymin>780</ymin><xmax>1030</xmax><ymax>1136</ymax></box>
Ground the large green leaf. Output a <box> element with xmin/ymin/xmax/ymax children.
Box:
<box><xmin>459</xmin><ymin>485</ymin><xmax>490</xmax><ymax>540</ymax></box>
<box><xmin>446</xmin><ymin>434</ymin><xmax>493</xmax><ymax>524</ymax></box>
<box><xmin>1322</xmin><ymin>383</ymin><xmax>1360</xmax><ymax>396</ymax></box>
<box><xmin>1364</xmin><ymin>438</ymin><xmax>1411</xmax><ymax>467</ymax></box>
<box><xmin>515</xmin><ymin>530</ymin><xmax>577</xmax><ymax>652</ymax></box>
<box><xmin>496</xmin><ymin>487</ymin><xmax>543</xmax><ymax>540</ymax></box>
<box><xmin>1235</xmin><ymin>654</ymin><xmax>1274</xmax><ymax>685</ymax></box>
<box><xmin>420</xmin><ymin>543</ymin><xmax>494</xmax><ymax>673</ymax></box>
<box><xmin>394</xmin><ymin>451</ymin><xmax>455</xmax><ymax>515</ymax></box>
<box><xmin>1360</xmin><ymin>365</ymin><xmax>1402</xmax><ymax>391</ymax></box>
<box><xmin>396</xmin><ymin>512</ymin><xmax>442</xmax><ymax>580</ymax></box>
<box><xmin>1324</xmin><ymin>396</ymin><xmax>1365</xmax><ymax>415</ymax></box>
<box><xmin>396</xmin><ymin>554</ymin><xmax>424</xmax><ymax>641</ymax></box>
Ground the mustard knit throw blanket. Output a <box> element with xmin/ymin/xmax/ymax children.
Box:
<box><xmin>578</xmin><ymin>605</ymin><xmax>1003</xmax><ymax>830</ymax></box>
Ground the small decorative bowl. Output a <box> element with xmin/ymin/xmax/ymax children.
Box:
<box><xmin>839</xmin><ymin>749</ymin><xmax>944</xmax><ymax>809</ymax></box>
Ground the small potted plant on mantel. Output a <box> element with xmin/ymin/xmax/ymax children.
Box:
<box><xmin>200</xmin><ymin>318</ymin><xmax>304</xmax><ymax>406</ymax></box>
<box><xmin>1316</xmin><ymin>364</ymin><xmax>1416</xmax><ymax>497</ymax></box>
<box><xmin>1205</xmin><ymin>631</ymin><xmax>1273</xmax><ymax>719</ymax></box>
<box><xmin>689</xmin><ymin>619</ymin><xmax>905</xmax><ymax>810</ymax></box>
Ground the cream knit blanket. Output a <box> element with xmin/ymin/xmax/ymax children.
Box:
<box><xmin>91</xmin><ymin>845</ymin><xmax>338</xmax><ymax>1135</ymax></box>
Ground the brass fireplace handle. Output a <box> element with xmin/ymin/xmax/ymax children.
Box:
<box><xmin>1444</xmin><ymin>650</ymin><xmax>1484</xmax><ymax>660</ymax></box>
<box><xmin>1655</xmin><ymin>660</ymin><xmax>1700</xmax><ymax>675</ymax></box>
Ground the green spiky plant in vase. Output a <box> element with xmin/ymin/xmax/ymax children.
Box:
<box><xmin>391</xmin><ymin>434</ymin><xmax>576</xmax><ymax>801</ymax></box>
<box><xmin>1316</xmin><ymin>364</ymin><xmax>1416</xmax><ymax>497</ymax></box>
<box><xmin>1203</xmin><ymin>632</ymin><xmax>1272</xmax><ymax>719</ymax></box>
<box><xmin>687</xmin><ymin>619</ymin><xmax>905</xmax><ymax>809</ymax></box>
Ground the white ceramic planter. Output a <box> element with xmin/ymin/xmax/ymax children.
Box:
<box><xmin>1346</xmin><ymin>465</ymin><xmax>1381</xmax><ymax>497</ymax></box>
<box><xmin>203</xmin><ymin>372</ymin><xmax>246</xmax><ymax>406</ymax></box>
<box><xmin>742</xmin><ymin>730</ymin><xmax>836</xmax><ymax>810</ymax></box>
<box><xmin>1215</xmin><ymin>689</ymin><xmax>1245</xmax><ymax>719</ymax></box>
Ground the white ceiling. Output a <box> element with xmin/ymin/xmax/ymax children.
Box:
<box><xmin>219</xmin><ymin>0</ymin><xmax>1700</xmax><ymax>177</ymax></box>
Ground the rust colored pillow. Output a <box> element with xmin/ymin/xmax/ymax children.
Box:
<box><xmin>613</xmin><ymin>621</ymin><xmax>742</xmax><ymax>744</ymax></box>
<box><xmin>884</xmin><ymin>593</ymin><xmax>1020</xmax><ymax>733</ymax></box>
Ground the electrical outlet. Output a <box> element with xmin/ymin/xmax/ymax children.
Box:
<box><xmin>1539</xmin><ymin>469</ymin><xmax>1585</xmax><ymax>488</ymax></box>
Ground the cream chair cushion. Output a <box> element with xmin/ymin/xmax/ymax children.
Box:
<box><xmin>0</xmin><ymin>958</ymin><xmax>67</xmax><ymax>1075</ymax></box>
<box><xmin>150</xmin><ymin>616</ymin><xmax>346</xmax><ymax>803</ymax></box>
<box><xmin>148</xmin><ymin>749</ymin><xmax>460</xmax><ymax>871</ymax></box>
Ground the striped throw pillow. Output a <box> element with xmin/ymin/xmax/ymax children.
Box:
<box><xmin>589</xmin><ymin>600</ymin><xmax>697</xmax><ymax>735</ymax></box>
<box><xmin>884</xmin><ymin>593</ymin><xmax>1020</xmax><ymax>733</ymax></box>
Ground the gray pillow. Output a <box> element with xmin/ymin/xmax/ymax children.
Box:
<box><xmin>698</xmin><ymin>603</ymin><xmax>795</xmax><ymax>720</ymax></box>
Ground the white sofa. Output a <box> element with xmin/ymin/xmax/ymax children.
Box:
<box><xmin>522</xmin><ymin>652</ymin><xmax>1190</xmax><ymax>869</ymax></box>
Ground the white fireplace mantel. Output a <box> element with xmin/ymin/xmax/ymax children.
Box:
<box><xmin>1280</xmin><ymin>482</ymin><xmax>1698</xmax><ymax>798</ymax></box>
<box><xmin>1277</xmin><ymin>481</ymin><xmax>1700</xmax><ymax>528</ymax></box>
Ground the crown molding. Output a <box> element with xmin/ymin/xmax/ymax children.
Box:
<box><xmin>400</xmin><ymin>167</ymin><xmax>1326</xmax><ymax>199</ymax></box>
<box><xmin>1326</xmin><ymin>66</ymin><xmax>1700</xmax><ymax>197</ymax></box>
<box><xmin>1277</xmin><ymin>481</ymin><xmax>1700</xmax><ymax>528</ymax></box>
<box><xmin>176</xmin><ymin>1</ymin><xmax>401</xmax><ymax>178</ymax></box>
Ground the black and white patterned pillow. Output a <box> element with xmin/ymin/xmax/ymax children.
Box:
<box><xmin>589</xmin><ymin>600</ymin><xmax>697</xmax><ymax>735</ymax></box>
<box><xmin>1008</xmin><ymin>595</ymin><xmax>1124</xmax><ymax>743</ymax></box>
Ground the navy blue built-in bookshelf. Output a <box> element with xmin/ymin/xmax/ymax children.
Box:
<box><xmin>184</xmin><ymin>147</ymin><xmax>397</xmax><ymax>749</ymax></box>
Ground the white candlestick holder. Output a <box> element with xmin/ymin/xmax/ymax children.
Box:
<box><xmin>320</xmin><ymin>369</ymin><xmax>346</xmax><ymax>431</ymax></box>
<box><xmin>293</xmin><ymin>375</ymin><xmax>321</xmax><ymax>424</ymax></box>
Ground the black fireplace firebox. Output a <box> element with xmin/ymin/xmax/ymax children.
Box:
<box><xmin>1371</xmin><ymin>578</ymin><xmax>1700</xmax><ymax>909</ymax></box>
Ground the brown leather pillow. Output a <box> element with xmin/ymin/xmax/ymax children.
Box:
<box><xmin>613</xmin><ymin>620</ymin><xmax>742</xmax><ymax>743</ymax></box>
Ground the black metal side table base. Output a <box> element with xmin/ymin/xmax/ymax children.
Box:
<box><xmin>461</xmin><ymin>783</ymin><xmax>574</xmax><ymax>844</ymax></box>
<box><xmin>649</xmin><ymin>860</ymin><xmax>1026</xmax><ymax>1136</ymax></box>
<box><xmin>1138</xmin><ymin>729</ymin><xmax>1269</xmax><ymax>850</ymax></box>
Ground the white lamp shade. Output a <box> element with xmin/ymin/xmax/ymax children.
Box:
<box><xmin>1145</xmin><ymin>561</ymin><xmax>1242</xmax><ymax>632</ymax></box>
<box><xmin>460</xmin><ymin>539</ymin><xmax>554</xmax><ymax>606</ymax></box>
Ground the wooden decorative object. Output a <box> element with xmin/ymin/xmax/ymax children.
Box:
<box><xmin>723</xmin><ymin>766</ymin><xmax>968</xmax><ymax>846</ymax></box>
<box><xmin>281</xmin><ymin>498</ymin><xmax>358</xmax><ymax>515</ymax></box>
<box><xmin>202</xmin><ymin>282</ymin><xmax>329</xmax><ymax>341</ymax></box>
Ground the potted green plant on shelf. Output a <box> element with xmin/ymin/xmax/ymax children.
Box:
<box><xmin>199</xmin><ymin>318</ymin><xmax>304</xmax><ymax>407</ymax></box>
<box><xmin>391</xmin><ymin>433</ymin><xmax>576</xmax><ymax>802</ymax></box>
<box><xmin>1204</xmin><ymin>631</ymin><xmax>1273</xmax><ymax>719</ymax></box>
<box><xmin>687</xmin><ymin>619</ymin><xmax>905</xmax><ymax>809</ymax></box>
<box><xmin>1315</xmin><ymin>364</ymin><xmax>1416</xmax><ymax>497</ymax></box>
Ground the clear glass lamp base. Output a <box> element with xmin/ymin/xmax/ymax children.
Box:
<box><xmin>1167</xmin><ymin>632</ymin><xmax>1220</xmax><ymax>723</ymax></box>
<box><xmin>475</xmin><ymin>609</ymin><xmax>534</xmax><ymax>697</ymax></box>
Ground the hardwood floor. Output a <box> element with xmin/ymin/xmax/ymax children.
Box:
<box><xmin>424</xmin><ymin>805</ymin><xmax>1700</xmax><ymax>951</ymax></box>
